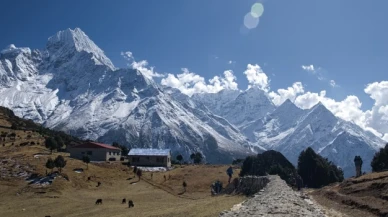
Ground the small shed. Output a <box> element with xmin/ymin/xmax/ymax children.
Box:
<box><xmin>69</xmin><ymin>142</ymin><xmax>121</xmax><ymax>161</ymax></box>
<box><xmin>128</xmin><ymin>149</ymin><xmax>171</xmax><ymax>167</ymax></box>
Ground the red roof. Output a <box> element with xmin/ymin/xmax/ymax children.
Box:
<box><xmin>71</xmin><ymin>142</ymin><xmax>121</xmax><ymax>150</ymax></box>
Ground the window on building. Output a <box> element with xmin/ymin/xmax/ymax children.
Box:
<box><xmin>109</xmin><ymin>152</ymin><xmax>112</xmax><ymax>155</ymax></box>
<box><xmin>87</xmin><ymin>151</ymin><xmax>93</xmax><ymax>155</ymax></box>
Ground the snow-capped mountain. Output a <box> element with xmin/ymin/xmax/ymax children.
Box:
<box><xmin>0</xmin><ymin>28</ymin><xmax>255</xmax><ymax>162</ymax></box>
<box><xmin>192</xmin><ymin>86</ymin><xmax>276</xmax><ymax>128</ymax></box>
<box><xmin>240</xmin><ymin>99</ymin><xmax>385</xmax><ymax>177</ymax></box>
<box><xmin>0</xmin><ymin>28</ymin><xmax>384</xmax><ymax>174</ymax></box>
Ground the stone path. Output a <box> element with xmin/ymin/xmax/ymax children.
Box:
<box><xmin>220</xmin><ymin>176</ymin><xmax>328</xmax><ymax>217</ymax></box>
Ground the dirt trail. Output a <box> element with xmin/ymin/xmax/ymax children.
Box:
<box><xmin>220</xmin><ymin>176</ymin><xmax>347</xmax><ymax>217</ymax></box>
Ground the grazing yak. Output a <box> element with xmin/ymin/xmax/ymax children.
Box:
<box><xmin>128</xmin><ymin>200</ymin><xmax>134</xmax><ymax>208</ymax></box>
<box><xmin>122</xmin><ymin>198</ymin><xmax>126</xmax><ymax>204</ymax></box>
<box><xmin>95</xmin><ymin>199</ymin><xmax>102</xmax><ymax>205</ymax></box>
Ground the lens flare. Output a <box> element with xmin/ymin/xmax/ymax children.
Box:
<box><xmin>251</xmin><ymin>3</ymin><xmax>264</xmax><ymax>18</ymax></box>
<box><xmin>244</xmin><ymin>12</ymin><xmax>259</xmax><ymax>29</ymax></box>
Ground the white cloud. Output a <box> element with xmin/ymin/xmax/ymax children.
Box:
<box><xmin>269</xmin><ymin>82</ymin><xmax>305</xmax><ymax>106</ymax></box>
<box><xmin>329</xmin><ymin>80</ymin><xmax>338</xmax><ymax>87</ymax></box>
<box><xmin>161</xmin><ymin>68</ymin><xmax>238</xmax><ymax>96</ymax></box>
<box><xmin>363</xmin><ymin>81</ymin><xmax>388</xmax><ymax>138</ymax></box>
<box><xmin>228</xmin><ymin>60</ymin><xmax>236</xmax><ymax>65</ymax></box>
<box><xmin>243</xmin><ymin>64</ymin><xmax>270</xmax><ymax>92</ymax></box>
<box><xmin>121</xmin><ymin>51</ymin><xmax>164</xmax><ymax>79</ymax></box>
<box><xmin>301</xmin><ymin>65</ymin><xmax>315</xmax><ymax>72</ymax></box>
<box><xmin>121</xmin><ymin>51</ymin><xmax>133</xmax><ymax>61</ymax></box>
<box><xmin>131</xmin><ymin>60</ymin><xmax>164</xmax><ymax>79</ymax></box>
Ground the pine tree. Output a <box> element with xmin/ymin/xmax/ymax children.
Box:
<box><xmin>45</xmin><ymin>158</ymin><xmax>55</xmax><ymax>173</ymax></box>
<box><xmin>298</xmin><ymin>147</ymin><xmax>343</xmax><ymax>188</ymax></box>
<box><xmin>190</xmin><ymin>153</ymin><xmax>195</xmax><ymax>164</ymax></box>
<box><xmin>371</xmin><ymin>143</ymin><xmax>388</xmax><ymax>172</ymax></box>
<box><xmin>54</xmin><ymin>136</ymin><xmax>64</xmax><ymax>151</ymax></box>
<box><xmin>54</xmin><ymin>155</ymin><xmax>66</xmax><ymax>173</ymax></box>
<box><xmin>193</xmin><ymin>152</ymin><xmax>203</xmax><ymax>164</ymax></box>
<box><xmin>176</xmin><ymin>154</ymin><xmax>183</xmax><ymax>164</ymax></box>
<box><xmin>45</xmin><ymin>137</ymin><xmax>58</xmax><ymax>154</ymax></box>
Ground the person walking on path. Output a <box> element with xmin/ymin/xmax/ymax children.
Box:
<box><xmin>226</xmin><ymin>166</ymin><xmax>233</xmax><ymax>184</ymax></box>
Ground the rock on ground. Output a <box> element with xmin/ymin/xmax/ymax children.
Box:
<box><xmin>220</xmin><ymin>176</ymin><xmax>327</xmax><ymax>217</ymax></box>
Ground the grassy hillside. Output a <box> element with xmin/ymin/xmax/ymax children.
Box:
<box><xmin>311</xmin><ymin>171</ymin><xmax>388</xmax><ymax>217</ymax></box>
<box><xmin>0</xmin><ymin>106</ymin><xmax>82</xmax><ymax>148</ymax></box>
<box><xmin>0</xmin><ymin>145</ymin><xmax>243</xmax><ymax>217</ymax></box>
<box><xmin>0</xmin><ymin>106</ymin><xmax>244</xmax><ymax>217</ymax></box>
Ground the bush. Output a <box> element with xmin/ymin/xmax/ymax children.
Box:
<box><xmin>298</xmin><ymin>147</ymin><xmax>344</xmax><ymax>188</ymax></box>
<box><xmin>371</xmin><ymin>143</ymin><xmax>388</xmax><ymax>172</ymax></box>
<box><xmin>240</xmin><ymin>150</ymin><xmax>296</xmax><ymax>185</ymax></box>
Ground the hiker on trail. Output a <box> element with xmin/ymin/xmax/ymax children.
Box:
<box><xmin>296</xmin><ymin>175</ymin><xmax>303</xmax><ymax>191</ymax></box>
<box><xmin>226</xmin><ymin>166</ymin><xmax>233</xmax><ymax>184</ymax></box>
<box><xmin>151</xmin><ymin>173</ymin><xmax>153</xmax><ymax>180</ymax></box>
<box><xmin>354</xmin><ymin>156</ymin><xmax>363</xmax><ymax>177</ymax></box>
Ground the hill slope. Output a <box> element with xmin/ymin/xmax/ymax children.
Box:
<box><xmin>312</xmin><ymin>171</ymin><xmax>388</xmax><ymax>217</ymax></box>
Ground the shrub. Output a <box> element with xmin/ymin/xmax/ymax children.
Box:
<box><xmin>298</xmin><ymin>147</ymin><xmax>344</xmax><ymax>188</ymax></box>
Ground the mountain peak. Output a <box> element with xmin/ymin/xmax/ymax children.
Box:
<box><xmin>311</xmin><ymin>101</ymin><xmax>326</xmax><ymax>110</ymax></box>
<box><xmin>1</xmin><ymin>44</ymin><xmax>31</xmax><ymax>56</ymax></box>
<box><xmin>308</xmin><ymin>101</ymin><xmax>336</xmax><ymax>120</ymax></box>
<box><xmin>46</xmin><ymin>28</ymin><xmax>115</xmax><ymax>70</ymax></box>
<box><xmin>272</xmin><ymin>98</ymin><xmax>302</xmax><ymax>117</ymax></box>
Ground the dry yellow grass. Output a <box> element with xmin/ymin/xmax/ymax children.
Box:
<box><xmin>0</xmin><ymin>140</ymin><xmax>244</xmax><ymax>217</ymax></box>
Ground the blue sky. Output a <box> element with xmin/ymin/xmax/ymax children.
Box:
<box><xmin>1</xmin><ymin>0</ymin><xmax>388</xmax><ymax>139</ymax></box>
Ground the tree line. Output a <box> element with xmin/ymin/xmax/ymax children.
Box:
<box><xmin>239</xmin><ymin>143</ymin><xmax>388</xmax><ymax>188</ymax></box>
